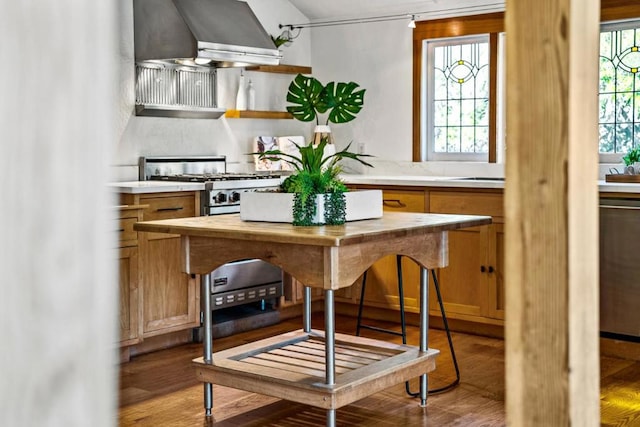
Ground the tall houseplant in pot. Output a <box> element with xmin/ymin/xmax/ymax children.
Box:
<box><xmin>244</xmin><ymin>74</ymin><xmax>378</xmax><ymax>226</ymax></box>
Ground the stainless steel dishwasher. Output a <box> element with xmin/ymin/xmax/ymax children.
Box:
<box><xmin>599</xmin><ymin>198</ymin><xmax>640</xmax><ymax>341</ymax></box>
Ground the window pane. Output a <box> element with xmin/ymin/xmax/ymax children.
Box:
<box><xmin>599</xmin><ymin>93</ymin><xmax>615</xmax><ymax>122</ymax></box>
<box><xmin>461</xmin><ymin>127</ymin><xmax>476</xmax><ymax>152</ymax></box>
<box><xmin>434</xmin><ymin>126</ymin><xmax>447</xmax><ymax>152</ymax></box>
<box><xmin>616</xmin><ymin>92</ymin><xmax>633</xmax><ymax>123</ymax></box>
<box><xmin>599</xmin><ymin>124</ymin><xmax>615</xmax><ymax>152</ymax></box>
<box><xmin>616</xmin><ymin>124</ymin><xmax>633</xmax><ymax>152</ymax></box>
<box><xmin>447</xmin><ymin>127</ymin><xmax>460</xmax><ymax>152</ymax></box>
<box><xmin>476</xmin><ymin>126</ymin><xmax>489</xmax><ymax>153</ymax></box>
<box><xmin>433</xmin><ymin>100</ymin><xmax>448</xmax><ymax>126</ymax></box>
<box><xmin>599</xmin><ymin>24</ymin><xmax>640</xmax><ymax>154</ymax></box>
<box><xmin>428</xmin><ymin>37</ymin><xmax>490</xmax><ymax>157</ymax></box>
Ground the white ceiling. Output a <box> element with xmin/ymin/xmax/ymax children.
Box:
<box><xmin>286</xmin><ymin>0</ymin><xmax>504</xmax><ymax>23</ymax></box>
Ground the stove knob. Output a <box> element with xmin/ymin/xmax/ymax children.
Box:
<box><xmin>230</xmin><ymin>191</ymin><xmax>241</xmax><ymax>203</ymax></box>
<box><xmin>215</xmin><ymin>192</ymin><xmax>227</xmax><ymax>204</ymax></box>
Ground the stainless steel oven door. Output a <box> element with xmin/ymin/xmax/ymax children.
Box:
<box><xmin>210</xmin><ymin>259</ymin><xmax>283</xmax><ymax>310</ymax></box>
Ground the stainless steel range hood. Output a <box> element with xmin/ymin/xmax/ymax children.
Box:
<box><xmin>133</xmin><ymin>0</ymin><xmax>281</xmax><ymax>119</ymax></box>
<box><xmin>133</xmin><ymin>0</ymin><xmax>282</xmax><ymax>68</ymax></box>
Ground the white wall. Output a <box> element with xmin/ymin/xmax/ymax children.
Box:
<box><xmin>114</xmin><ymin>0</ymin><xmax>313</xmax><ymax>179</ymax></box>
<box><xmin>0</xmin><ymin>1</ymin><xmax>117</xmax><ymax>426</ymax></box>
<box><xmin>310</xmin><ymin>20</ymin><xmax>414</xmax><ymax>162</ymax></box>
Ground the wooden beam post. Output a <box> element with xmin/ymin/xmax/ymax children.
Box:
<box><xmin>504</xmin><ymin>0</ymin><xmax>601</xmax><ymax>425</ymax></box>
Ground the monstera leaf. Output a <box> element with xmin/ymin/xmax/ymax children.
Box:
<box><xmin>286</xmin><ymin>74</ymin><xmax>325</xmax><ymax>122</ymax></box>
<box><xmin>319</xmin><ymin>81</ymin><xmax>366</xmax><ymax>124</ymax></box>
<box><xmin>286</xmin><ymin>74</ymin><xmax>366</xmax><ymax>124</ymax></box>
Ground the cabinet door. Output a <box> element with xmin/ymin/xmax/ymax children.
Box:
<box><xmin>431</xmin><ymin>226</ymin><xmax>487</xmax><ymax>320</ymax></box>
<box><xmin>139</xmin><ymin>192</ymin><xmax>200</xmax><ymax>337</ymax></box>
<box><xmin>141</xmin><ymin>237</ymin><xmax>199</xmax><ymax>336</ymax></box>
<box><xmin>486</xmin><ymin>224</ymin><xmax>505</xmax><ymax>320</ymax></box>
<box><xmin>360</xmin><ymin>189</ymin><xmax>426</xmax><ymax>312</ymax></box>
<box><xmin>118</xmin><ymin>247</ymin><xmax>140</xmax><ymax>346</ymax></box>
<box><xmin>429</xmin><ymin>190</ymin><xmax>504</xmax><ymax>325</ymax></box>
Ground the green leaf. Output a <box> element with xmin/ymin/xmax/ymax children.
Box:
<box><xmin>320</xmin><ymin>81</ymin><xmax>366</xmax><ymax>124</ymax></box>
<box><xmin>286</xmin><ymin>74</ymin><xmax>324</xmax><ymax>122</ymax></box>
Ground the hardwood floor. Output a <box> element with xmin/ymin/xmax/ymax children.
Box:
<box><xmin>119</xmin><ymin>315</ymin><xmax>639</xmax><ymax>426</ymax></box>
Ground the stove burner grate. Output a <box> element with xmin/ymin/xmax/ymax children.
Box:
<box><xmin>149</xmin><ymin>173</ymin><xmax>281</xmax><ymax>182</ymax></box>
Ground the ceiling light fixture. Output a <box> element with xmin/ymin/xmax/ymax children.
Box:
<box><xmin>408</xmin><ymin>15</ymin><xmax>416</xmax><ymax>28</ymax></box>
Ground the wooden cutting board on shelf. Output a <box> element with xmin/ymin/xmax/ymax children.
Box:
<box><xmin>605</xmin><ymin>174</ymin><xmax>640</xmax><ymax>183</ymax></box>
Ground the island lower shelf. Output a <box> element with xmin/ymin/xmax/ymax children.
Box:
<box><xmin>192</xmin><ymin>329</ymin><xmax>439</xmax><ymax>410</ymax></box>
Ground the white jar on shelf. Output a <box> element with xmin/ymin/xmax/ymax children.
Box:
<box><xmin>247</xmin><ymin>80</ymin><xmax>256</xmax><ymax>110</ymax></box>
<box><xmin>236</xmin><ymin>71</ymin><xmax>247</xmax><ymax>110</ymax></box>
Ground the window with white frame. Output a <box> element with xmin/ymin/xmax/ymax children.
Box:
<box><xmin>417</xmin><ymin>17</ymin><xmax>640</xmax><ymax>164</ymax></box>
<box><xmin>424</xmin><ymin>35</ymin><xmax>491</xmax><ymax>161</ymax></box>
<box><xmin>599</xmin><ymin>20</ymin><xmax>640</xmax><ymax>162</ymax></box>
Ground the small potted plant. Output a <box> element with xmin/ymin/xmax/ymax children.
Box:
<box><xmin>242</xmin><ymin>74</ymin><xmax>380</xmax><ymax>226</ymax></box>
<box><xmin>622</xmin><ymin>146</ymin><xmax>640</xmax><ymax>174</ymax></box>
<box><xmin>257</xmin><ymin>136</ymin><xmax>374</xmax><ymax>225</ymax></box>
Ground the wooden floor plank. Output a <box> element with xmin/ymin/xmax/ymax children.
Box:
<box><xmin>119</xmin><ymin>314</ymin><xmax>640</xmax><ymax>426</ymax></box>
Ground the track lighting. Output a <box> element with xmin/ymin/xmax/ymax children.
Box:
<box><xmin>408</xmin><ymin>15</ymin><xmax>416</xmax><ymax>28</ymax></box>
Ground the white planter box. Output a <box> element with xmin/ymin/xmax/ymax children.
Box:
<box><xmin>240</xmin><ymin>189</ymin><xmax>383</xmax><ymax>224</ymax></box>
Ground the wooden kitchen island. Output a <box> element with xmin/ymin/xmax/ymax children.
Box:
<box><xmin>134</xmin><ymin>212</ymin><xmax>491</xmax><ymax>426</ymax></box>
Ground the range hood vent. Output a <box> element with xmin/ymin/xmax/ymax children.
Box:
<box><xmin>134</xmin><ymin>63</ymin><xmax>226</xmax><ymax>119</ymax></box>
<box><xmin>133</xmin><ymin>0</ymin><xmax>282</xmax><ymax>68</ymax></box>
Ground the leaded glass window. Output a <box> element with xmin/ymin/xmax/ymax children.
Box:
<box><xmin>425</xmin><ymin>35</ymin><xmax>490</xmax><ymax>161</ymax></box>
<box><xmin>599</xmin><ymin>22</ymin><xmax>640</xmax><ymax>156</ymax></box>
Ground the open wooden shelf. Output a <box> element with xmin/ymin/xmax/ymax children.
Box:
<box><xmin>224</xmin><ymin>110</ymin><xmax>293</xmax><ymax>119</ymax></box>
<box><xmin>193</xmin><ymin>329</ymin><xmax>438</xmax><ymax>410</ymax></box>
<box><xmin>245</xmin><ymin>64</ymin><xmax>312</xmax><ymax>74</ymax></box>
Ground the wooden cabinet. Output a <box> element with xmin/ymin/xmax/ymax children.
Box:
<box><xmin>429</xmin><ymin>190</ymin><xmax>505</xmax><ymax>325</ymax></box>
<box><xmin>120</xmin><ymin>191</ymin><xmax>201</xmax><ymax>339</ymax></box>
<box><xmin>345</xmin><ymin>188</ymin><xmax>428</xmax><ymax>312</ymax></box>
<box><xmin>116</xmin><ymin>205</ymin><xmax>144</xmax><ymax>347</ymax></box>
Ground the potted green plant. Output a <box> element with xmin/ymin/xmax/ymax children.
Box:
<box><xmin>257</xmin><ymin>136</ymin><xmax>373</xmax><ymax>225</ymax></box>
<box><xmin>622</xmin><ymin>146</ymin><xmax>640</xmax><ymax>174</ymax></box>
<box><xmin>244</xmin><ymin>74</ymin><xmax>378</xmax><ymax>226</ymax></box>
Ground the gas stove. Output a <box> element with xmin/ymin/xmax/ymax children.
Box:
<box><xmin>139</xmin><ymin>156</ymin><xmax>282</xmax><ymax>215</ymax></box>
<box><xmin>139</xmin><ymin>156</ymin><xmax>284</xmax><ymax>313</ymax></box>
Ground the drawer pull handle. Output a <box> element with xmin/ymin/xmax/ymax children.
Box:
<box><xmin>156</xmin><ymin>207</ymin><xmax>184</xmax><ymax>212</ymax></box>
<box><xmin>383</xmin><ymin>199</ymin><xmax>407</xmax><ymax>208</ymax></box>
<box><xmin>117</xmin><ymin>228</ymin><xmax>125</xmax><ymax>232</ymax></box>
<box><xmin>480</xmin><ymin>265</ymin><xmax>486</xmax><ymax>273</ymax></box>
<box><xmin>488</xmin><ymin>266</ymin><xmax>494</xmax><ymax>273</ymax></box>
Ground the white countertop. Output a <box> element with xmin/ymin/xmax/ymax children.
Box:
<box><xmin>341</xmin><ymin>174</ymin><xmax>640</xmax><ymax>194</ymax></box>
<box><xmin>108</xmin><ymin>181</ymin><xmax>205</xmax><ymax>194</ymax></box>
<box><xmin>109</xmin><ymin>175</ymin><xmax>640</xmax><ymax>194</ymax></box>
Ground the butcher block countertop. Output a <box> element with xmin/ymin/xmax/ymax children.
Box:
<box><xmin>133</xmin><ymin>212</ymin><xmax>492</xmax><ymax>248</ymax></box>
<box><xmin>135</xmin><ymin>212</ymin><xmax>491</xmax><ymax>291</ymax></box>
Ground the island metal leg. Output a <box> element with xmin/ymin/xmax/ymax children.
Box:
<box><xmin>202</xmin><ymin>274</ymin><xmax>213</xmax><ymax>416</ymax></box>
<box><xmin>325</xmin><ymin>289</ymin><xmax>336</xmax><ymax>427</ymax></box>
<box><xmin>419</xmin><ymin>267</ymin><xmax>429</xmax><ymax>407</ymax></box>
<box><xmin>303</xmin><ymin>286</ymin><xmax>312</xmax><ymax>332</ymax></box>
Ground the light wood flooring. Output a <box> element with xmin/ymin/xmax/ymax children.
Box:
<box><xmin>119</xmin><ymin>315</ymin><xmax>639</xmax><ymax>426</ymax></box>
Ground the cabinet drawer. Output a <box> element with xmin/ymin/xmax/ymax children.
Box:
<box><xmin>143</xmin><ymin>195</ymin><xmax>196</xmax><ymax>221</ymax></box>
<box><xmin>430</xmin><ymin>191</ymin><xmax>503</xmax><ymax>219</ymax></box>
<box><xmin>142</xmin><ymin>195</ymin><xmax>197</xmax><ymax>240</ymax></box>
<box><xmin>382</xmin><ymin>190</ymin><xmax>426</xmax><ymax>213</ymax></box>
<box><xmin>118</xmin><ymin>217</ymin><xmax>138</xmax><ymax>244</ymax></box>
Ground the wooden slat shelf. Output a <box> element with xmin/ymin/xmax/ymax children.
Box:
<box><xmin>245</xmin><ymin>64</ymin><xmax>312</xmax><ymax>74</ymax></box>
<box><xmin>224</xmin><ymin>110</ymin><xmax>293</xmax><ymax>119</ymax></box>
<box><xmin>605</xmin><ymin>174</ymin><xmax>640</xmax><ymax>183</ymax></box>
<box><xmin>192</xmin><ymin>329</ymin><xmax>439</xmax><ymax>410</ymax></box>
